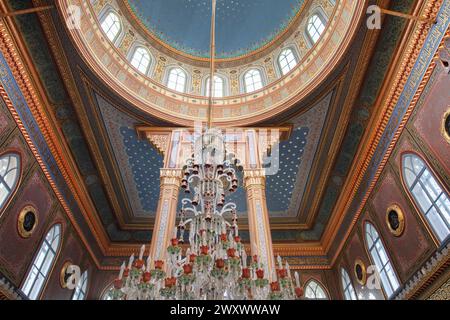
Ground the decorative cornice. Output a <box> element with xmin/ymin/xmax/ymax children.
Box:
<box><xmin>326</xmin><ymin>0</ymin><xmax>446</xmax><ymax>264</ymax></box>
<box><xmin>394</xmin><ymin>241</ymin><xmax>450</xmax><ymax>300</ymax></box>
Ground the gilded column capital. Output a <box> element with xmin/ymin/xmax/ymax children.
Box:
<box><xmin>243</xmin><ymin>168</ymin><xmax>266</xmax><ymax>189</ymax></box>
<box><xmin>160</xmin><ymin>168</ymin><xmax>183</xmax><ymax>185</ymax></box>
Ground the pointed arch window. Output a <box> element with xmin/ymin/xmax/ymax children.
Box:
<box><xmin>130</xmin><ymin>47</ymin><xmax>151</xmax><ymax>74</ymax></box>
<box><xmin>167</xmin><ymin>68</ymin><xmax>187</xmax><ymax>93</ymax></box>
<box><xmin>102</xmin><ymin>285</ymin><xmax>114</xmax><ymax>300</ymax></box>
<box><xmin>306</xmin><ymin>14</ymin><xmax>326</xmax><ymax>44</ymax></box>
<box><xmin>100</xmin><ymin>11</ymin><xmax>122</xmax><ymax>43</ymax></box>
<box><xmin>0</xmin><ymin>153</ymin><xmax>20</xmax><ymax>211</ymax></box>
<box><xmin>402</xmin><ymin>154</ymin><xmax>450</xmax><ymax>242</ymax></box>
<box><xmin>206</xmin><ymin>75</ymin><xmax>224</xmax><ymax>98</ymax></box>
<box><xmin>244</xmin><ymin>69</ymin><xmax>263</xmax><ymax>93</ymax></box>
<box><xmin>341</xmin><ymin>268</ymin><xmax>357</xmax><ymax>300</ymax></box>
<box><xmin>21</xmin><ymin>224</ymin><xmax>62</xmax><ymax>300</ymax></box>
<box><xmin>278</xmin><ymin>48</ymin><xmax>298</xmax><ymax>75</ymax></box>
<box><xmin>72</xmin><ymin>270</ymin><xmax>88</xmax><ymax>300</ymax></box>
<box><xmin>365</xmin><ymin>222</ymin><xmax>399</xmax><ymax>298</ymax></box>
<box><xmin>304</xmin><ymin>279</ymin><xmax>328</xmax><ymax>299</ymax></box>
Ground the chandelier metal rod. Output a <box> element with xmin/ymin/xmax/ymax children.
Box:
<box><xmin>207</xmin><ymin>0</ymin><xmax>217</xmax><ymax>129</ymax></box>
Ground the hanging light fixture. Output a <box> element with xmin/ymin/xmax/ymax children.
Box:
<box><xmin>109</xmin><ymin>0</ymin><xmax>304</xmax><ymax>300</ymax></box>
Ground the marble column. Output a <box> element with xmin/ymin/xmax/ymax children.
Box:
<box><xmin>148</xmin><ymin>168</ymin><xmax>182</xmax><ymax>264</ymax></box>
<box><xmin>244</xmin><ymin>168</ymin><xmax>276</xmax><ymax>281</ymax></box>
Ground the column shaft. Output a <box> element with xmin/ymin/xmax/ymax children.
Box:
<box><xmin>244</xmin><ymin>169</ymin><xmax>276</xmax><ymax>281</ymax></box>
<box><xmin>149</xmin><ymin>169</ymin><xmax>182</xmax><ymax>263</ymax></box>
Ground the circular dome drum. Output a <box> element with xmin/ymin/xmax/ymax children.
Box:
<box><xmin>60</xmin><ymin>0</ymin><xmax>367</xmax><ymax>126</ymax></box>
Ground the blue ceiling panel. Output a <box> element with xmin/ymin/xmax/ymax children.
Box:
<box><xmin>127</xmin><ymin>0</ymin><xmax>304</xmax><ymax>58</ymax></box>
<box><xmin>265</xmin><ymin>127</ymin><xmax>309</xmax><ymax>212</ymax></box>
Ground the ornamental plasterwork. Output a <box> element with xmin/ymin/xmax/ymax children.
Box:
<box><xmin>428</xmin><ymin>277</ymin><xmax>450</xmax><ymax>300</ymax></box>
<box><xmin>153</xmin><ymin>57</ymin><xmax>166</xmax><ymax>83</ymax></box>
<box><xmin>147</xmin><ymin>134</ymin><xmax>169</xmax><ymax>156</ymax></box>
<box><xmin>92</xmin><ymin>0</ymin><xmax>108</xmax><ymax>15</ymax></box>
<box><xmin>118</xmin><ymin>29</ymin><xmax>135</xmax><ymax>55</ymax></box>
<box><xmin>191</xmin><ymin>71</ymin><xmax>202</xmax><ymax>95</ymax></box>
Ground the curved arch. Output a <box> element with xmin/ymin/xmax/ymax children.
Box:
<box><xmin>242</xmin><ymin>68</ymin><xmax>265</xmax><ymax>94</ymax></box>
<box><xmin>277</xmin><ymin>47</ymin><xmax>299</xmax><ymax>76</ymax></box>
<box><xmin>340</xmin><ymin>268</ymin><xmax>357</xmax><ymax>300</ymax></box>
<box><xmin>165</xmin><ymin>66</ymin><xmax>188</xmax><ymax>93</ymax></box>
<box><xmin>304</xmin><ymin>278</ymin><xmax>329</xmax><ymax>299</ymax></box>
<box><xmin>99</xmin><ymin>7</ymin><xmax>123</xmax><ymax>45</ymax></box>
<box><xmin>364</xmin><ymin>221</ymin><xmax>400</xmax><ymax>298</ymax></box>
<box><xmin>401</xmin><ymin>153</ymin><xmax>450</xmax><ymax>242</ymax></box>
<box><xmin>0</xmin><ymin>152</ymin><xmax>21</xmax><ymax>213</ymax></box>
<box><xmin>72</xmin><ymin>270</ymin><xmax>89</xmax><ymax>300</ymax></box>
<box><xmin>21</xmin><ymin>223</ymin><xmax>62</xmax><ymax>300</ymax></box>
<box><xmin>128</xmin><ymin>45</ymin><xmax>152</xmax><ymax>75</ymax></box>
<box><xmin>101</xmin><ymin>283</ymin><xmax>115</xmax><ymax>300</ymax></box>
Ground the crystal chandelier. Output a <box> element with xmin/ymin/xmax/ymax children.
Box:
<box><xmin>110</xmin><ymin>129</ymin><xmax>304</xmax><ymax>300</ymax></box>
<box><xmin>109</xmin><ymin>0</ymin><xmax>304</xmax><ymax>300</ymax></box>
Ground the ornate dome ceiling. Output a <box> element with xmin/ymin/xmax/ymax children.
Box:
<box><xmin>61</xmin><ymin>0</ymin><xmax>365</xmax><ymax>126</ymax></box>
<box><xmin>124</xmin><ymin>0</ymin><xmax>305</xmax><ymax>59</ymax></box>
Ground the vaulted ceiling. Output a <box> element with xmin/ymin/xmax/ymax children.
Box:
<box><xmin>3</xmin><ymin>0</ymin><xmax>433</xmax><ymax>269</ymax></box>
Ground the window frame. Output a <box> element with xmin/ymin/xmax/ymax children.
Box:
<box><xmin>204</xmin><ymin>74</ymin><xmax>226</xmax><ymax>98</ymax></box>
<box><xmin>165</xmin><ymin>66</ymin><xmax>188</xmax><ymax>93</ymax></box>
<box><xmin>128</xmin><ymin>45</ymin><xmax>152</xmax><ymax>75</ymax></box>
<box><xmin>364</xmin><ymin>221</ymin><xmax>400</xmax><ymax>299</ymax></box>
<box><xmin>303</xmin><ymin>278</ymin><xmax>329</xmax><ymax>300</ymax></box>
<box><xmin>72</xmin><ymin>270</ymin><xmax>89</xmax><ymax>300</ymax></box>
<box><xmin>99</xmin><ymin>9</ymin><xmax>123</xmax><ymax>45</ymax></box>
<box><xmin>242</xmin><ymin>68</ymin><xmax>265</xmax><ymax>94</ymax></box>
<box><xmin>20</xmin><ymin>223</ymin><xmax>63</xmax><ymax>300</ymax></box>
<box><xmin>0</xmin><ymin>151</ymin><xmax>21</xmax><ymax>214</ymax></box>
<box><xmin>401</xmin><ymin>152</ymin><xmax>450</xmax><ymax>243</ymax></box>
<box><xmin>340</xmin><ymin>268</ymin><xmax>358</xmax><ymax>300</ymax></box>
<box><xmin>277</xmin><ymin>47</ymin><xmax>299</xmax><ymax>76</ymax></box>
<box><xmin>305</xmin><ymin>10</ymin><xmax>327</xmax><ymax>47</ymax></box>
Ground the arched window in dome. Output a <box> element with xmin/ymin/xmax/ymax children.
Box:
<box><xmin>243</xmin><ymin>69</ymin><xmax>263</xmax><ymax>93</ymax></box>
<box><xmin>72</xmin><ymin>270</ymin><xmax>89</xmax><ymax>300</ymax></box>
<box><xmin>304</xmin><ymin>279</ymin><xmax>328</xmax><ymax>299</ymax></box>
<box><xmin>402</xmin><ymin>154</ymin><xmax>450</xmax><ymax>242</ymax></box>
<box><xmin>167</xmin><ymin>67</ymin><xmax>187</xmax><ymax>93</ymax></box>
<box><xmin>365</xmin><ymin>222</ymin><xmax>399</xmax><ymax>298</ymax></box>
<box><xmin>130</xmin><ymin>46</ymin><xmax>151</xmax><ymax>74</ymax></box>
<box><xmin>100</xmin><ymin>10</ymin><xmax>122</xmax><ymax>44</ymax></box>
<box><xmin>0</xmin><ymin>153</ymin><xmax>20</xmax><ymax>212</ymax></box>
<box><xmin>278</xmin><ymin>48</ymin><xmax>298</xmax><ymax>75</ymax></box>
<box><xmin>341</xmin><ymin>268</ymin><xmax>357</xmax><ymax>300</ymax></box>
<box><xmin>21</xmin><ymin>224</ymin><xmax>62</xmax><ymax>300</ymax></box>
<box><xmin>205</xmin><ymin>75</ymin><xmax>225</xmax><ymax>98</ymax></box>
<box><xmin>306</xmin><ymin>13</ymin><xmax>326</xmax><ymax>45</ymax></box>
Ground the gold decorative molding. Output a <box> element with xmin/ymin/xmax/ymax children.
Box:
<box><xmin>442</xmin><ymin>107</ymin><xmax>450</xmax><ymax>144</ymax></box>
<box><xmin>59</xmin><ymin>261</ymin><xmax>73</xmax><ymax>289</ymax></box>
<box><xmin>354</xmin><ymin>258</ymin><xmax>367</xmax><ymax>286</ymax></box>
<box><xmin>386</xmin><ymin>204</ymin><xmax>405</xmax><ymax>237</ymax></box>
